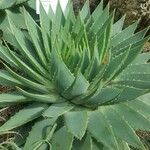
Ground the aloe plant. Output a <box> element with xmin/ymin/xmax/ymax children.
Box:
<box><xmin>0</xmin><ymin>0</ymin><xmax>150</xmax><ymax>149</ymax></box>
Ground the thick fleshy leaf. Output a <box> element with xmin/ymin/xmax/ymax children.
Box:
<box><xmin>62</xmin><ymin>72</ymin><xmax>89</xmax><ymax>99</ymax></box>
<box><xmin>85</xmin><ymin>87</ymin><xmax>121</xmax><ymax>105</ymax></box>
<box><xmin>129</xmin><ymin>94</ymin><xmax>150</xmax><ymax>119</ymax></box>
<box><xmin>111</xmin><ymin>86</ymin><xmax>147</xmax><ymax>103</ymax></box>
<box><xmin>8</xmin><ymin>18</ymin><xmax>46</xmax><ymax>75</ymax></box>
<box><xmin>0</xmin><ymin>103</ymin><xmax>48</xmax><ymax>132</ymax></box>
<box><xmin>51</xmin><ymin>49</ymin><xmax>75</xmax><ymax>93</ymax></box>
<box><xmin>64</xmin><ymin>111</ymin><xmax>88</xmax><ymax>139</ymax></box>
<box><xmin>103</xmin><ymin>46</ymin><xmax>130</xmax><ymax>81</ymax></box>
<box><xmin>14</xmin><ymin>122</ymin><xmax>33</xmax><ymax>147</ymax></box>
<box><xmin>80</xmin><ymin>0</ymin><xmax>90</xmax><ymax>22</ymax></box>
<box><xmin>92</xmin><ymin>0</ymin><xmax>103</xmax><ymax>21</ymax></box>
<box><xmin>110</xmin><ymin>21</ymin><xmax>138</xmax><ymax>48</ymax></box>
<box><xmin>0</xmin><ymin>70</ymin><xmax>22</xmax><ymax>86</ymax></box>
<box><xmin>73</xmin><ymin>133</ymin><xmax>92</xmax><ymax>150</ymax></box>
<box><xmin>5</xmin><ymin>64</ymin><xmax>48</xmax><ymax>93</ymax></box>
<box><xmin>111</xmin><ymin>15</ymin><xmax>125</xmax><ymax>37</ymax></box>
<box><xmin>88</xmin><ymin>110</ymin><xmax>119</xmax><ymax>150</ymax></box>
<box><xmin>90</xmin><ymin>4</ymin><xmax>109</xmax><ymax>34</ymax></box>
<box><xmin>131</xmin><ymin>53</ymin><xmax>150</xmax><ymax>65</ymax></box>
<box><xmin>6</xmin><ymin>48</ymin><xmax>47</xmax><ymax>84</ymax></box>
<box><xmin>17</xmin><ymin>87</ymin><xmax>64</xmax><ymax>103</ymax></box>
<box><xmin>24</xmin><ymin>9</ymin><xmax>47</xmax><ymax>66</ymax></box>
<box><xmin>113</xmin><ymin>28</ymin><xmax>149</xmax><ymax>52</ymax></box>
<box><xmin>51</xmin><ymin>126</ymin><xmax>73</xmax><ymax>150</ymax></box>
<box><xmin>43</xmin><ymin>102</ymin><xmax>74</xmax><ymax>118</ymax></box>
<box><xmin>39</xmin><ymin>3</ymin><xmax>51</xmax><ymax>59</ymax></box>
<box><xmin>0</xmin><ymin>44</ymin><xmax>18</xmax><ymax>67</ymax></box>
<box><xmin>0</xmin><ymin>0</ymin><xmax>15</xmax><ymax>9</ymax></box>
<box><xmin>51</xmin><ymin>1</ymin><xmax>65</xmax><ymax>33</ymax></box>
<box><xmin>92</xmin><ymin>139</ymin><xmax>104</xmax><ymax>150</ymax></box>
<box><xmin>103</xmin><ymin>107</ymin><xmax>145</xmax><ymax>149</ymax></box>
<box><xmin>113</xmin><ymin>103</ymin><xmax>150</xmax><ymax>131</ymax></box>
<box><xmin>23</xmin><ymin>118</ymin><xmax>57</xmax><ymax>150</ymax></box>
<box><xmin>0</xmin><ymin>93</ymin><xmax>28</xmax><ymax>104</ymax></box>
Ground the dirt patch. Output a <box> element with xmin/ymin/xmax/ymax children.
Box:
<box><xmin>73</xmin><ymin>0</ymin><xmax>100</xmax><ymax>14</ymax></box>
<box><xmin>137</xmin><ymin>130</ymin><xmax>150</xmax><ymax>139</ymax></box>
<box><xmin>143</xmin><ymin>42</ymin><xmax>150</xmax><ymax>52</ymax></box>
<box><xmin>0</xmin><ymin>106</ymin><xmax>21</xmax><ymax>143</ymax></box>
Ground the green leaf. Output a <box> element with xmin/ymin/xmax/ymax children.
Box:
<box><xmin>54</xmin><ymin>1</ymin><xmax>65</xmax><ymax>31</ymax></box>
<box><xmin>0</xmin><ymin>103</ymin><xmax>48</xmax><ymax>132</ymax></box>
<box><xmin>6</xmin><ymin>48</ymin><xmax>47</xmax><ymax>84</ymax></box>
<box><xmin>73</xmin><ymin>133</ymin><xmax>92</xmax><ymax>150</ymax></box>
<box><xmin>6</xmin><ymin>8</ymin><xmax>26</xmax><ymax>28</ymax></box>
<box><xmin>62</xmin><ymin>71</ymin><xmax>89</xmax><ymax>99</ymax></box>
<box><xmin>14</xmin><ymin>122</ymin><xmax>33</xmax><ymax>147</ymax></box>
<box><xmin>15</xmin><ymin>0</ymin><xmax>29</xmax><ymax>5</ymax></box>
<box><xmin>109</xmin><ymin>139</ymin><xmax>130</xmax><ymax>150</ymax></box>
<box><xmin>51</xmin><ymin>49</ymin><xmax>74</xmax><ymax>93</ymax></box>
<box><xmin>39</xmin><ymin>3</ymin><xmax>51</xmax><ymax>59</ymax></box>
<box><xmin>0</xmin><ymin>44</ymin><xmax>18</xmax><ymax>67</ymax></box>
<box><xmin>23</xmin><ymin>118</ymin><xmax>57</xmax><ymax>150</ymax></box>
<box><xmin>128</xmin><ymin>98</ymin><xmax>150</xmax><ymax>120</ymax></box>
<box><xmin>85</xmin><ymin>87</ymin><xmax>121</xmax><ymax>105</ymax></box>
<box><xmin>113</xmin><ymin>103</ymin><xmax>150</xmax><ymax>131</ymax></box>
<box><xmin>51</xmin><ymin>126</ymin><xmax>73</xmax><ymax>150</ymax></box>
<box><xmin>110</xmin><ymin>21</ymin><xmax>138</xmax><ymax>47</ymax></box>
<box><xmin>76</xmin><ymin>47</ymin><xmax>90</xmax><ymax>74</ymax></box>
<box><xmin>92</xmin><ymin>0</ymin><xmax>103</xmax><ymax>21</ymax></box>
<box><xmin>0</xmin><ymin>70</ymin><xmax>22</xmax><ymax>86</ymax></box>
<box><xmin>64</xmin><ymin>111</ymin><xmax>88</xmax><ymax>139</ymax></box>
<box><xmin>103</xmin><ymin>107</ymin><xmax>145</xmax><ymax>149</ymax></box>
<box><xmin>111</xmin><ymin>86</ymin><xmax>147</xmax><ymax>103</ymax></box>
<box><xmin>4</xmin><ymin>64</ymin><xmax>48</xmax><ymax>93</ymax></box>
<box><xmin>80</xmin><ymin>0</ymin><xmax>90</xmax><ymax>22</ymax></box>
<box><xmin>113</xmin><ymin>28</ymin><xmax>148</xmax><ymax>52</ymax></box>
<box><xmin>121</xmin><ymin>64</ymin><xmax>150</xmax><ymax>74</ymax></box>
<box><xmin>123</xmin><ymin>36</ymin><xmax>149</xmax><ymax>65</ymax></box>
<box><xmin>111</xmin><ymin>15</ymin><xmax>125</xmax><ymax>37</ymax></box>
<box><xmin>103</xmin><ymin>45</ymin><xmax>130</xmax><ymax>81</ymax></box>
<box><xmin>138</xmin><ymin>93</ymin><xmax>150</xmax><ymax>106</ymax></box>
<box><xmin>114</xmin><ymin>80</ymin><xmax>150</xmax><ymax>89</ymax></box>
<box><xmin>24</xmin><ymin>9</ymin><xmax>47</xmax><ymax>66</ymax></box>
<box><xmin>131</xmin><ymin>53</ymin><xmax>150</xmax><ymax>65</ymax></box>
<box><xmin>0</xmin><ymin>0</ymin><xmax>15</xmax><ymax>9</ymax></box>
<box><xmin>116</xmin><ymin>73</ymin><xmax>150</xmax><ymax>82</ymax></box>
<box><xmin>97</xmin><ymin>12</ymin><xmax>114</xmax><ymax>63</ymax></box>
<box><xmin>16</xmin><ymin>87</ymin><xmax>64</xmax><ymax>103</ymax></box>
<box><xmin>8</xmin><ymin>17</ymin><xmax>47</xmax><ymax>75</ymax></box>
<box><xmin>0</xmin><ymin>92</ymin><xmax>28</xmax><ymax>104</ymax></box>
<box><xmin>88</xmin><ymin>110</ymin><xmax>119</xmax><ymax>150</ymax></box>
<box><xmin>43</xmin><ymin>102</ymin><xmax>74</xmax><ymax>118</ymax></box>
<box><xmin>90</xmin><ymin>4</ymin><xmax>109</xmax><ymax>34</ymax></box>
<box><xmin>92</xmin><ymin>139</ymin><xmax>104</xmax><ymax>150</ymax></box>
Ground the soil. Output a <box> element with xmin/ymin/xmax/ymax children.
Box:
<box><xmin>135</xmin><ymin>130</ymin><xmax>150</xmax><ymax>149</ymax></box>
<box><xmin>0</xmin><ymin>106</ymin><xmax>20</xmax><ymax>143</ymax></box>
<box><xmin>73</xmin><ymin>0</ymin><xmax>100</xmax><ymax>14</ymax></box>
<box><xmin>143</xmin><ymin>42</ymin><xmax>150</xmax><ymax>52</ymax></box>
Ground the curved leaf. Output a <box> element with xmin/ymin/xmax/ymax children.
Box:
<box><xmin>0</xmin><ymin>103</ymin><xmax>48</xmax><ymax>132</ymax></box>
<box><xmin>23</xmin><ymin>118</ymin><xmax>57</xmax><ymax>150</ymax></box>
<box><xmin>64</xmin><ymin>110</ymin><xmax>88</xmax><ymax>139</ymax></box>
<box><xmin>43</xmin><ymin>102</ymin><xmax>74</xmax><ymax>118</ymax></box>
<box><xmin>51</xmin><ymin>126</ymin><xmax>73</xmax><ymax>150</ymax></box>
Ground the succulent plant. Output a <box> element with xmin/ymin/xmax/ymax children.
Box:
<box><xmin>0</xmin><ymin>0</ymin><xmax>150</xmax><ymax>149</ymax></box>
